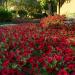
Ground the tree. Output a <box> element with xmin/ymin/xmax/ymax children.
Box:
<box><xmin>57</xmin><ymin>0</ymin><xmax>66</xmax><ymax>14</ymax></box>
<box><xmin>38</xmin><ymin>0</ymin><xmax>57</xmax><ymax>15</ymax></box>
<box><xmin>23</xmin><ymin>0</ymin><xmax>41</xmax><ymax>16</ymax></box>
<box><xmin>38</xmin><ymin>0</ymin><xmax>48</xmax><ymax>13</ymax></box>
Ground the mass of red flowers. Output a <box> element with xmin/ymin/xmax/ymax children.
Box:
<box><xmin>0</xmin><ymin>16</ymin><xmax>75</xmax><ymax>75</ymax></box>
<box><xmin>40</xmin><ymin>15</ymin><xmax>66</xmax><ymax>28</ymax></box>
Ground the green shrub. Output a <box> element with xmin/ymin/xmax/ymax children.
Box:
<box><xmin>0</xmin><ymin>7</ymin><xmax>12</xmax><ymax>22</ymax></box>
<box><xmin>18</xmin><ymin>10</ymin><xmax>27</xmax><ymax>18</ymax></box>
<box><xmin>31</xmin><ymin>13</ymin><xmax>47</xmax><ymax>19</ymax></box>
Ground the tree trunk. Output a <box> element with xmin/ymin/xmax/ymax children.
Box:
<box><xmin>48</xmin><ymin>3</ymin><xmax>52</xmax><ymax>15</ymax></box>
<box><xmin>57</xmin><ymin>0</ymin><xmax>60</xmax><ymax>14</ymax></box>
<box><xmin>6</xmin><ymin>0</ymin><xmax>8</xmax><ymax>9</ymax></box>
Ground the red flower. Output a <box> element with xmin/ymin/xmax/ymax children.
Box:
<box><xmin>16</xmin><ymin>49</ymin><xmax>21</xmax><ymax>54</ymax></box>
<box><xmin>57</xmin><ymin>69</ymin><xmax>69</xmax><ymax>75</ymax></box>
<box><xmin>47</xmin><ymin>57</ymin><xmax>53</xmax><ymax>63</ymax></box>
<box><xmin>45</xmin><ymin>49</ymin><xmax>51</xmax><ymax>55</ymax></box>
<box><xmin>68</xmin><ymin>64</ymin><xmax>75</xmax><ymax>71</ymax></box>
<box><xmin>2</xmin><ymin>37</ymin><xmax>6</xmax><ymax>43</ymax></box>
<box><xmin>1</xmin><ymin>68</ymin><xmax>9</xmax><ymax>75</ymax></box>
<box><xmin>27</xmin><ymin>57</ymin><xmax>34</xmax><ymax>64</ymax></box>
<box><xmin>38</xmin><ymin>57</ymin><xmax>44</xmax><ymax>63</ymax></box>
<box><xmin>8</xmin><ymin>69</ymin><xmax>20</xmax><ymax>75</ymax></box>
<box><xmin>38</xmin><ymin>43</ymin><xmax>44</xmax><ymax>50</ymax></box>
<box><xmin>56</xmin><ymin>47</ymin><xmax>62</xmax><ymax>51</ymax></box>
<box><xmin>18</xmin><ymin>61</ymin><xmax>24</xmax><ymax>67</ymax></box>
<box><xmin>46</xmin><ymin>67</ymin><xmax>53</xmax><ymax>73</ymax></box>
<box><xmin>2</xmin><ymin>60</ymin><xmax>9</xmax><ymax>68</ymax></box>
<box><xmin>54</xmin><ymin>54</ymin><xmax>62</xmax><ymax>61</ymax></box>
<box><xmin>64</xmin><ymin>48</ymin><xmax>73</xmax><ymax>56</ymax></box>
<box><xmin>64</xmin><ymin>56</ymin><xmax>73</xmax><ymax>62</ymax></box>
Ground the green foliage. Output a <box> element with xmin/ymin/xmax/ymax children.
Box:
<box><xmin>40</xmin><ymin>68</ymin><xmax>49</xmax><ymax>75</ymax></box>
<box><xmin>70</xmin><ymin>46</ymin><xmax>75</xmax><ymax>51</ymax></box>
<box><xmin>24</xmin><ymin>0</ymin><xmax>41</xmax><ymax>16</ymax></box>
<box><xmin>0</xmin><ymin>42</ymin><xmax>5</xmax><ymax>51</ymax></box>
<box><xmin>0</xmin><ymin>7</ymin><xmax>12</xmax><ymax>22</ymax></box>
<box><xmin>18</xmin><ymin>10</ymin><xmax>27</xmax><ymax>18</ymax></box>
<box><xmin>0</xmin><ymin>0</ymin><xmax>59</xmax><ymax>18</ymax></box>
<box><xmin>49</xmin><ymin>60</ymin><xmax>57</xmax><ymax>68</ymax></box>
<box><xmin>39</xmin><ymin>0</ymin><xmax>46</xmax><ymax>8</ymax></box>
<box><xmin>31</xmin><ymin>13</ymin><xmax>46</xmax><ymax>19</ymax></box>
<box><xmin>51</xmin><ymin>0</ymin><xmax>57</xmax><ymax>13</ymax></box>
<box><xmin>39</xmin><ymin>0</ymin><xmax>57</xmax><ymax>15</ymax></box>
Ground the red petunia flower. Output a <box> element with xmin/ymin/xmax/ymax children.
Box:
<box><xmin>68</xmin><ymin>64</ymin><xmax>75</xmax><ymax>71</ymax></box>
<box><xmin>2</xmin><ymin>60</ymin><xmax>9</xmax><ymax>68</ymax></box>
<box><xmin>57</xmin><ymin>69</ymin><xmax>69</xmax><ymax>75</ymax></box>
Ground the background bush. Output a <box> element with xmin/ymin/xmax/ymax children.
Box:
<box><xmin>0</xmin><ymin>7</ymin><xmax>12</xmax><ymax>22</ymax></box>
<box><xmin>31</xmin><ymin>13</ymin><xmax>48</xmax><ymax>19</ymax></box>
<box><xmin>18</xmin><ymin>10</ymin><xmax>27</xmax><ymax>18</ymax></box>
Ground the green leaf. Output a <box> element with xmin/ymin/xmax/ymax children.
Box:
<box><xmin>32</xmin><ymin>50</ymin><xmax>42</xmax><ymax>56</ymax></box>
<box><xmin>40</xmin><ymin>68</ymin><xmax>49</xmax><ymax>75</ymax></box>
<box><xmin>9</xmin><ymin>63</ymin><xmax>17</xmax><ymax>69</ymax></box>
<box><xmin>0</xmin><ymin>42</ymin><xmax>5</xmax><ymax>51</ymax></box>
<box><xmin>70</xmin><ymin>46</ymin><xmax>75</xmax><ymax>51</ymax></box>
<box><xmin>1</xmin><ymin>42</ymin><xmax>5</xmax><ymax>47</ymax></box>
<box><xmin>0</xmin><ymin>59</ymin><xmax>2</xmax><ymax>64</ymax></box>
<box><xmin>49</xmin><ymin>60</ymin><xmax>57</xmax><ymax>68</ymax></box>
<box><xmin>0</xmin><ymin>65</ymin><xmax>3</xmax><ymax>70</ymax></box>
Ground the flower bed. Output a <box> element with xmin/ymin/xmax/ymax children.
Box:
<box><xmin>0</xmin><ymin>18</ymin><xmax>75</xmax><ymax>75</ymax></box>
<box><xmin>40</xmin><ymin>15</ymin><xmax>66</xmax><ymax>28</ymax></box>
